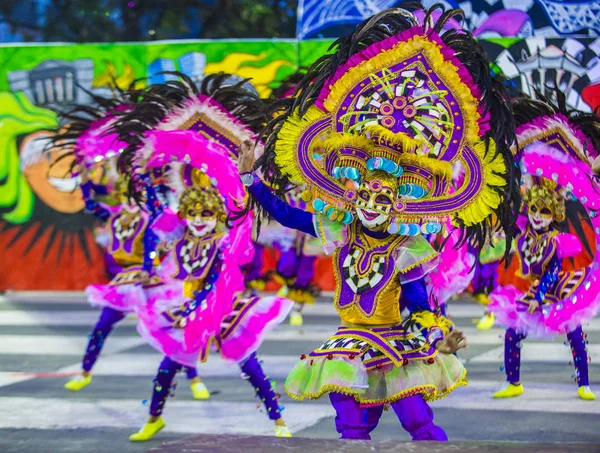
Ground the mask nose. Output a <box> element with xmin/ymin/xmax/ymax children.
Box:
<box><xmin>367</xmin><ymin>197</ymin><xmax>374</xmax><ymax>210</ymax></box>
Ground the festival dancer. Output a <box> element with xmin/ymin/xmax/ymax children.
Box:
<box><xmin>241</xmin><ymin>5</ymin><xmax>520</xmax><ymax>440</ymax></box>
<box><xmin>50</xmin><ymin>101</ymin><xmax>209</xmax><ymax>400</ymax></box>
<box><xmin>112</xmin><ymin>74</ymin><xmax>293</xmax><ymax>441</ymax></box>
<box><xmin>489</xmin><ymin>90</ymin><xmax>600</xmax><ymax>401</ymax></box>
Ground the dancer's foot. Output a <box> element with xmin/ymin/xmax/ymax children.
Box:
<box><xmin>578</xmin><ymin>386</ymin><xmax>597</xmax><ymax>401</ymax></box>
<box><xmin>289</xmin><ymin>311</ymin><xmax>303</xmax><ymax>327</ymax></box>
<box><xmin>129</xmin><ymin>417</ymin><xmax>165</xmax><ymax>442</ymax></box>
<box><xmin>64</xmin><ymin>374</ymin><xmax>92</xmax><ymax>392</ymax></box>
<box><xmin>493</xmin><ymin>382</ymin><xmax>524</xmax><ymax>398</ymax></box>
<box><xmin>274</xmin><ymin>419</ymin><xmax>292</xmax><ymax>437</ymax></box>
<box><xmin>190</xmin><ymin>381</ymin><xmax>210</xmax><ymax>400</ymax></box>
<box><xmin>476</xmin><ymin>312</ymin><xmax>495</xmax><ymax>330</ymax></box>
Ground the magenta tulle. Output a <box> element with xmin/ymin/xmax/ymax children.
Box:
<box><xmin>74</xmin><ymin>108</ymin><xmax>129</xmax><ymax>168</ymax></box>
<box><xmin>144</xmin><ymin>131</ymin><xmax>254</xmax><ymax>350</ymax></box>
<box><xmin>219</xmin><ymin>296</ymin><xmax>293</xmax><ymax>363</ymax></box>
<box><xmin>145</xmin><ymin>131</ymin><xmax>249</xmax><ymax>220</ymax></box>
<box><xmin>135</xmin><ymin>297</ymin><xmax>199</xmax><ymax>368</ymax></box>
<box><xmin>488</xmin><ymin>285</ymin><xmax>555</xmax><ymax>338</ymax></box>
<box><xmin>521</xmin><ymin>143</ymin><xmax>600</xmax><ymax>333</ymax></box>
<box><xmin>151</xmin><ymin>208</ymin><xmax>185</xmax><ymax>243</ymax></box>
<box><xmin>85</xmin><ymin>281</ymin><xmax>146</xmax><ymax>313</ymax></box>
<box><xmin>555</xmin><ymin>233</ymin><xmax>583</xmax><ymax>259</ymax></box>
<box><xmin>428</xmin><ymin>228</ymin><xmax>475</xmax><ymax>306</ymax></box>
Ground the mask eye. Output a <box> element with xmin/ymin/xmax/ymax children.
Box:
<box><xmin>375</xmin><ymin>194</ymin><xmax>391</xmax><ymax>205</ymax></box>
<box><xmin>187</xmin><ymin>209</ymin><xmax>197</xmax><ymax>217</ymax></box>
<box><xmin>530</xmin><ymin>205</ymin><xmax>538</xmax><ymax>213</ymax></box>
<box><xmin>540</xmin><ymin>208</ymin><xmax>552</xmax><ymax>216</ymax></box>
<box><xmin>201</xmin><ymin>210</ymin><xmax>214</xmax><ymax>218</ymax></box>
<box><xmin>358</xmin><ymin>190</ymin><xmax>370</xmax><ymax>201</ymax></box>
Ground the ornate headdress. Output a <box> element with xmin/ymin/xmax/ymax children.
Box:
<box><xmin>512</xmin><ymin>88</ymin><xmax>600</xmax><ymax>333</ymax></box>
<box><xmin>46</xmin><ymin>91</ymin><xmax>132</xmax><ymax>170</ymax></box>
<box><xmin>258</xmin><ymin>5</ymin><xmax>519</xmax><ymax>248</ymax></box>
<box><xmin>524</xmin><ymin>179</ymin><xmax>566</xmax><ymax>223</ymax></box>
<box><xmin>115</xmin><ymin>72</ymin><xmax>266</xmax><ymax>176</ymax></box>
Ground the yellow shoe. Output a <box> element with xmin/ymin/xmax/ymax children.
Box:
<box><xmin>64</xmin><ymin>375</ymin><xmax>92</xmax><ymax>392</ymax></box>
<box><xmin>191</xmin><ymin>382</ymin><xmax>210</xmax><ymax>400</ymax></box>
<box><xmin>493</xmin><ymin>383</ymin><xmax>524</xmax><ymax>398</ymax></box>
<box><xmin>289</xmin><ymin>311</ymin><xmax>303</xmax><ymax>327</ymax></box>
<box><xmin>277</xmin><ymin>285</ymin><xmax>289</xmax><ymax>297</ymax></box>
<box><xmin>275</xmin><ymin>425</ymin><xmax>292</xmax><ymax>438</ymax></box>
<box><xmin>129</xmin><ymin>417</ymin><xmax>166</xmax><ymax>442</ymax></box>
<box><xmin>578</xmin><ymin>386</ymin><xmax>597</xmax><ymax>401</ymax></box>
<box><xmin>476</xmin><ymin>312</ymin><xmax>495</xmax><ymax>330</ymax></box>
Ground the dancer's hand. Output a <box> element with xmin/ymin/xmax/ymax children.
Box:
<box><xmin>527</xmin><ymin>300</ymin><xmax>539</xmax><ymax>314</ymax></box>
<box><xmin>436</xmin><ymin>330</ymin><xmax>467</xmax><ymax>354</ymax></box>
<box><xmin>238</xmin><ymin>140</ymin><xmax>255</xmax><ymax>174</ymax></box>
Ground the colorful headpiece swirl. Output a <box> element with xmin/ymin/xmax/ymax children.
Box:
<box><xmin>258</xmin><ymin>5</ymin><xmax>519</xmax><ymax>246</ymax></box>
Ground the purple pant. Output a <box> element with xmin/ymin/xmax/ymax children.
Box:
<box><xmin>149</xmin><ymin>353</ymin><xmax>281</xmax><ymax>419</ymax></box>
<box><xmin>277</xmin><ymin>249</ymin><xmax>316</xmax><ymax>287</ymax></box>
<box><xmin>472</xmin><ymin>260</ymin><xmax>499</xmax><ymax>296</ymax></box>
<box><xmin>504</xmin><ymin>326</ymin><xmax>589</xmax><ymax>386</ymax></box>
<box><xmin>83</xmin><ymin>307</ymin><xmax>197</xmax><ymax>379</ymax></box>
<box><xmin>82</xmin><ymin>307</ymin><xmax>126</xmax><ymax>372</ymax></box>
<box><xmin>329</xmin><ymin>392</ymin><xmax>447</xmax><ymax>441</ymax></box>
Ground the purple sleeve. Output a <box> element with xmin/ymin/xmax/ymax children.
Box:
<box><xmin>81</xmin><ymin>181</ymin><xmax>110</xmax><ymax>221</ymax></box>
<box><xmin>246</xmin><ymin>176</ymin><xmax>316</xmax><ymax>237</ymax></box>
<box><xmin>401</xmin><ymin>278</ymin><xmax>430</xmax><ymax>312</ymax></box>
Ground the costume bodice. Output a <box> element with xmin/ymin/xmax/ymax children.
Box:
<box><xmin>333</xmin><ymin>222</ymin><xmax>409</xmax><ymax>326</ymax></box>
<box><xmin>172</xmin><ymin>230</ymin><xmax>221</xmax><ymax>298</ymax></box>
<box><xmin>516</xmin><ymin>224</ymin><xmax>559</xmax><ymax>279</ymax></box>
<box><xmin>108</xmin><ymin>209</ymin><xmax>148</xmax><ymax>267</ymax></box>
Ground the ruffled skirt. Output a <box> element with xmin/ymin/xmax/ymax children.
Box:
<box><xmin>489</xmin><ymin>268</ymin><xmax>590</xmax><ymax>338</ymax></box>
<box><xmin>136</xmin><ymin>294</ymin><xmax>293</xmax><ymax>368</ymax></box>
<box><xmin>85</xmin><ymin>265</ymin><xmax>168</xmax><ymax>313</ymax></box>
<box><xmin>285</xmin><ymin>325</ymin><xmax>466</xmax><ymax>404</ymax></box>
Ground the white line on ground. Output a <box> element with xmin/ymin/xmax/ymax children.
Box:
<box><xmin>0</xmin><ymin>335</ymin><xmax>145</xmax><ymax>356</ymax></box>
<box><xmin>0</xmin><ymin>396</ymin><xmax>335</xmax><ymax>435</ymax></box>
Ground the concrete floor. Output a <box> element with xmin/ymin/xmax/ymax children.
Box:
<box><xmin>0</xmin><ymin>293</ymin><xmax>599</xmax><ymax>453</ymax></box>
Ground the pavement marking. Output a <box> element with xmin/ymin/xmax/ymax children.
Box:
<box><xmin>0</xmin><ymin>372</ymin><xmax>35</xmax><ymax>388</ymax></box>
<box><xmin>57</xmin><ymin>353</ymin><xmax>303</xmax><ymax>379</ymax></box>
<box><xmin>469</xmin><ymin>342</ymin><xmax>600</xmax><ymax>363</ymax></box>
<box><xmin>0</xmin><ymin>335</ymin><xmax>145</xmax><ymax>356</ymax></box>
<box><xmin>432</xmin><ymin>379</ymin><xmax>600</xmax><ymax>414</ymax></box>
<box><xmin>0</xmin><ymin>396</ymin><xmax>335</xmax><ymax>435</ymax></box>
<box><xmin>0</xmin><ymin>310</ymin><xmax>137</xmax><ymax>326</ymax></box>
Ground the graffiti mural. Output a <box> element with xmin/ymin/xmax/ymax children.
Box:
<box><xmin>296</xmin><ymin>0</ymin><xmax>600</xmax><ymax>39</ymax></box>
<box><xmin>0</xmin><ymin>41</ymin><xmax>296</xmax><ymax>290</ymax></box>
<box><xmin>1</xmin><ymin>35</ymin><xmax>599</xmax><ymax>290</ymax></box>
<box><xmin>481</xmin><ymin>37</ymin><xmax>600</xmax><ymax>111</ymax></box>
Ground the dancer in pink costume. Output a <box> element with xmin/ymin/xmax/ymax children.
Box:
<box><xmin>48</xmin><ymin>100</ymin><xmax>205</xmax><ymax>397</ymax></box>
<box><xmin>489</xmin><ymin>90</ymin><xmax>600</xmax><ymax>401</ymax></box>
<box><xmin>112</xmin><ymin>74</ymin><xmax>293</xmax><ymax>441</ymax></box>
